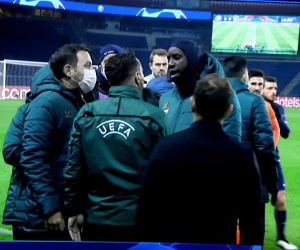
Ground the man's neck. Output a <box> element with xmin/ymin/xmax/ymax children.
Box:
<box><xmin>193</xmin><ymin>114</ymin><xmax>223</xmax><ymax>124</ymax></box>
<box><xmin>61</xmin><ymin>77</ymin><xmax>78</xmax><ymax>89</ymax></box>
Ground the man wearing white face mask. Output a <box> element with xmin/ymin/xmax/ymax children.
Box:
<box><xmin>19</xmin><ymin>44</ymin><xmax>96</xmax><ymax>240</ymax></box>
<box><xmin>74</xmin><ymin>67</ymin><xmax>99</xmax><ymax>103</ymax></box>
<box><xmin>76</xmin><ymin>68</ymin><xmax>97</xmax><ymax>94</ymax></box>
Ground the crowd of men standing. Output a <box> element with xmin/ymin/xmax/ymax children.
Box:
<box><xmin>2</xmin><ymin>41</ymin><xmax>297</xmax><ymax>250</ymax></box>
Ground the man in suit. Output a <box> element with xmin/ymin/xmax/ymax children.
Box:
<box><xmin>136</xmin><ymin>74</ymin><xmax>263</xmax><ymax>246</ymax></box>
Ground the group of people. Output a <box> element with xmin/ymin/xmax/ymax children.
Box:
<box><xmin>2</xmin><ymin>40</ymin><xmax>296</xmax><ymax>249</ymax></box>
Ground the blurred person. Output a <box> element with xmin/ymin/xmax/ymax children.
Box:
<box><xmin>160</xmin><ymin>40</ymin><xmax>242</xmax><ymax>141</ymax></box>
<box><xmin>20</xmin><ymin>44</ymin><xmax>96</xmax><ymax>240</ymax></box>
<box><xmin>262</xmin><ymin>76</ymin><xmax>297</xmax><ymax>250</ymax></box>
<box><xmin>64</xmin><ymin>52</ymin><xmax>169</xmax><ymax>242</ymax></box>
<box><xmin>146</xmin><ymin>77</ymin><xmax>174</xmax><ymax>95</ymax></box>
<box><xmin>2</xmin><ymin>92</ymin><xmax>31</xmax><ymax>240</ymax></box>
<box><xmin>136</xmin><ymin>74</ymin><xmax>262</xmax><ymax>245</ymax></box>
<box><xmin>96</xmin><ymin>44</ymin><xmax>162</xmax><ymax>106</ymax></box>
<box><xmin>248</xmin><ymin>69</ymin><xmax>264</xmax><ymax>95</ymax></box>
<box><xmin>144</xmin><ymin>48</ymin><xmax>168</xmax><ymax>86</ymax></box>
<box><xmin>223</xmin><ymin>56</ymin><xmax>278</xmax><ymax>246</ymax></box>
<box><xmin>96</xmin><ymin>44</ymin><xmax>123</xmax><ymax>99</ymax></box>
<box><xmin>249</xmin><ymin>69</ymin><xmax>280</xmax><ymax>146</ymax></box>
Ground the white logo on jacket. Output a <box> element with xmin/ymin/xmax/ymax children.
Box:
<box><xmin>97</xmin><ymin>120</ymin><xmax>135</xmax><ymax>139</ymax></box>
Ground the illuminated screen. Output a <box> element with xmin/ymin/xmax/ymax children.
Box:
<box><xmin>211</xmin><ymin>14</ymin><xmax>300</xmax><ymax>55</ymax></box>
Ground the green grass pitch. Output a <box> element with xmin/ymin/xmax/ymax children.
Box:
<box><xmin>0</xmin><ymin>100</ymin><xmax>299</xmax><ymax>249</ymax></box>
<box><xmin>212</xmin><ymin>21</ymin><xmax>300</xmax><ymax>55</ymax></box>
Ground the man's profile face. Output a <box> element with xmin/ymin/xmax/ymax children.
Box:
<box><xmin>168</xmin><ymin>47</ymin><xmax>188</xmax><ymax>83</ymax></box>
<box><xmin>136</xmin><ymin>60</ymin><xmax>145</xmax><ymax>92</ymax></box>
<box><xmin>150</xmin><ymin>55</ymin><xmax>168</xmax><ymax>78</ymax></box>
<box><xmin>262</xmin><ymin>81</ymin><xmax>277</xmax><ymax>101</ymax></box>
<box><xmin>249</xmin><ymin>76</ymin><xmax>264</xmax><ymax>95</ymax></box>
<box><xmin>71</xmin><ymin>50</ymin><xmax>93</xmax><ymax>84</ymax></box>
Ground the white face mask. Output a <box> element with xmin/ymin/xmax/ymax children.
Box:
<box><xmin>77</xmin><ymin>69</ymin><xmax>97</xmax><ymax>94</ymax></box>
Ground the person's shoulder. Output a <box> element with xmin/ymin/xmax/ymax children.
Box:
<box><xmin>29</xmin><ymin>90</ymin><xmax>74</xmax><ymax>112</ymax></box>
<box><xmin>152</xmin><ymin>129</ymin><xmax>189</xmax><ymax>152</ymax></box>
<box><xmin>142</xmin><ymin>88</ymin><xmax>161</xmax><ymax>107</ymax></box>
<box><xmin>274</xmin><ymin>101</ymin><xmax>284</xmax><ymax>110</ymax></box>
<box><xmin>147</xmin><ymin>77</ymin><xmax>173</xmax><ymax>88</ymax></box>
<box><xmin>17</xmin><ymin>102</ymin><xmax>29</xmax><ymax>112</ymax></box>
<box><xmin>141</xmin><ymin>99</ymin><xmax>166</xmax><ymax>117</ymax></box>
<box><xmin>242</xmin><ymin>91</ymin><xmax>264</xmax><ymax>104</ymax></box>
<box><xmin>160</xmin><ymin>86</ymin><xmax>178</xmax><ymax>103</ymax></box>
<box><xmin>144</xmin><ymin>74</ymin><xmax>152</xmax><ymax>83</ymax></box>
<box><xmin>36</xmin><ymin>90</ymin><xmax>62</xmax><ymax>101</ymax></box>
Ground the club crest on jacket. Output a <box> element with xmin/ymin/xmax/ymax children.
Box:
<box><xmin>65</xmin><ymin>111</ymin><xmax>72</xmax><ymax>118</ymax></box>
<box><xmin>163</xmin><ymin>102</ymin><xmax>169</xmax><ymax>114</ymax></box>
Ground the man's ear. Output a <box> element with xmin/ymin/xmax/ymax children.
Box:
<box><xmin>63</xmin><ymin>64</ymin><xmax>72</xmax><ymax>77</ymax></box>
<box><xmin>190</xmin><ymin>96</ymin><xmax>197</xmax><ymax>113</ymax></box>
<box><xmin>134</xmin><ymin>71</ymin><xmax>141</xmax><ymax>87</ymax></box>
<box><xmin>149</xmin><ymin>63</ymin><xmax>153</xmax><ymax>71</ymax></box>
<box><xmin>224</xmin><ymin>104</ymin><xmax>233</xmax><ymax>119</ymax></box>
<box><xmin>243</xmin><ymin>71</ymin><xmax>249</xmax><ymax>85</ymax></box>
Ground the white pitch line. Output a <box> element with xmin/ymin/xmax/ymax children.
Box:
<box><xmin>0</xmin><ymin>228</ymin><xmax>13</xmax><ymax>235</ymax></box>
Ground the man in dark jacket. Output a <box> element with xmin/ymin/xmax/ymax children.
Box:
<box><xmin>2</xmin><ymin>92</ymin><xmax>31</xmax><ymax>240</ymax></box>
<box><xmin>262</xmin><ymin>76</ymin><xmax>297</xmax><ymax>250</ymax></box>
<box><xmin>64</xmin><ymin>52</ymin><xmax>169</xmax><ymax>242</ymax></box>
<box><xmin>223</xmin><ymin>56</ymin><xmax>278</xmax><ymax>245</ymax></box>
<box><xmin>159</xmin><ymin>40</ymin><xmax>242</xmax><ymax>141</ymax></box>
<box><xmin>136</xmin><ymin>74</ymin><xmax>262</xmax><ymax>245</ymax></box>
<box><xmin>20</xmin><ymin>44</ymin><xmax>96</xmax><ymax>240</ymax></box>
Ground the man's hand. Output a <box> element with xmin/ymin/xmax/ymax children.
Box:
<box><xmin>45</xmin><ymin>211</ymin><xmax>66</xmax><ymax>232</ymax></box>
<box><xmin>68</xmin><ymin>214</ymin><xmax>84</xmax><ymax>241</ymax></box>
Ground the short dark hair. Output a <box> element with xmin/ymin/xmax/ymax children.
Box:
<box><xmin>149</xmin><ymin>49</ymin><xmax>168</xmax><ymax>63</ymax></box>
<box><xmin>264</xmin><ymin>75</ymin><xmax>277</xmax><ymax>83</ymax></box>
<box><xmin>249</xmin><ymin>69</ymin><xmax>265</xmax><ymax>79</ymax></box>
<box><xmin>223</xmin><ymin>56</ymin><xmax>247</xmax><ymax>79</ymax></box>
<box><xmin>50</xmin><ymin>44</ymin><xmax>89</xmax><ymax>79</ymax></box>
<box><xmin>193</xmin><ymin>74</ymin><xmax>232</xmax><ymax>121</ymax></box>
<box><xmin>105</xmin><ymin>51</ymin><xmax>140</xmax><ymax>86</ymax></box>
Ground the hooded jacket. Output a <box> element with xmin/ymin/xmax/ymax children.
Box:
<box><xmin>229</xmin><ymin>77</ymin><xmax>278</xmax><ymax>202</ymax></box>
<box><xmin>20</xmin><ymin>64</ymin><xmax>85</xmax><ymax>230</ymax></box>
<box><xmin>160</xmin><ymin>51</ymin><xmax>242</xmax><ymax>141</ymax></box>
<box><xmin>64</xmin><ymin>85</ymin><xmax>169</xmax><ymax>226</ymax></box>
<box><xmin>2</xmin><ymin>92</ymin><xmax>31</xmax><ymax>225</ymax></box>
<box><xmin>146</xmin><ymin>77</ymin><xmax>174</xmax><ymax>95</ymax></box>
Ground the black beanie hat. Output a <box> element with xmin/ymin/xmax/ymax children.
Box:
<box><xmin>171</xmin><ymin>40</ymin><xmax>201</xmax><ymax>69</ymax></box>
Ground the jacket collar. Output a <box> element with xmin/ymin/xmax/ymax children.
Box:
<box><xmin>108</xmin><ymin>85</ymin><xmax>143</xmax><ymax>100</ymax></box>
<box><xmin>190</xmin><ymin>119</ymin><xmax>224</xmax><ymax>131</ymax></box>
<box><xmin>228</xmin><ymin>77</ymin><xmax>249</xmax><ymax>94</ymax></box>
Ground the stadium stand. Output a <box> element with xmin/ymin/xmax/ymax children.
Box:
<box><xmin>0</xmin><ymin>17</ymin><xmax>81</xmax><ymax>62</ymax></box>
<box><xmin>153</xmin><ymin>37</ymin><xmax>202</xmax><ymax>50</ymax></box>
<box><xmin>85</xmin><ymin>32</ymin><xmax>148</xmax><ymax>49</ymax></box>
<box><xmin>218</xmin><ymin>59</ymin><xmax>299</xmax><ymax>96</ymax></box>
<box><xmin>134</xmin><ymin>50</ymin><xmax>152</xmax><ymax>75</ymax></box>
